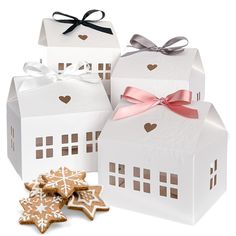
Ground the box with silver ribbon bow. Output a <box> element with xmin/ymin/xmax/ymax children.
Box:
<box><xmin>111</xmin><ymin>35</ymin><xmax>204</xmax><ymax>108</ymax></box>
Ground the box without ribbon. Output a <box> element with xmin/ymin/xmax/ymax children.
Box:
<box><xmin>7</xmin><ymin>62</ymin><xmax>112</xmax><ymax>182</ymax></box>
<box><xmin>38</xmin><ymin>10</ymin><xmax>121</xmax><ymax>97</ymax></box>
<box><xmin>98</xmin><ymin>87</ymin><xmax>227</xmax><ymax>224</ymax></box>
<box><xmin>111</xmin><ymin>35</ymin><xmax>205</xmax><ymax>108</ymax></box>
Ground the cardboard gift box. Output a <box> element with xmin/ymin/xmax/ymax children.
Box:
<box><xmin>111</xmin><ymin>35</ymin><xmax>205</xmax><ymax>107</ymax></box>
<box><xmin>7</xmin><ymin>62</ymin><xmax>112</xmax><ymax>182</ymax></box>
<box><xmin>38</xmin><ymin>10</ymin><xmax>121</xmax><ymax>97</ymax></box>
<box><xmin>98</xmin><ymin>87</ymin><xmax>227</xmax><ymax>224</ymax></box>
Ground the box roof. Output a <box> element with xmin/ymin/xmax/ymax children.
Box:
<box><xmin>100</xmin><ymin>101</ymin><xmax>226</xmax><ymax>153</ymax></box>
<box><xmin>38</xmin><ymin>19</ymin><xmax>120</xmax><ymax>48</ymax></box>
<box><xmin>112</xmin><ymin>48</ymin><xmax>201</xmax><ymax>81</ymax></box>
<box><xmin>7</xmin><ymin>74</ymin><xmax>112</xmax><ymax>118</ymax></box>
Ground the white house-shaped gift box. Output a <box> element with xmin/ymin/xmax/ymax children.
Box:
<box><xmin>38</xmin><ymin>18</ymin><xmax>121</xmax><ymax>97</ymax></box>
<box><xmin>98</xmin><ymin>101</ymin><xmax>227</xmax><ymax>224</ymax></box>
<box><xmin>111</xmin><ymin>49</ymin><xmax>205</xmax><ymax>107</ymax></box>
<box><xmin>7</xmin><ymin>73</ymin><xmax>112</xmax><ymax>182</ymax></box>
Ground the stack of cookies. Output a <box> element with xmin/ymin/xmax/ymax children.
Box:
<box><xmin>19</xmin><ymin>167</ymin><xmax>109</xmax><ymax>233</ymax></box>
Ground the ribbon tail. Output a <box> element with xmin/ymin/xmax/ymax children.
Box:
<box><xmin>113</xmin><ymin>102</ymin><xmax>155</xmax><ymax>120</ymax></box>
<box><xmin>83</xmin><ymin>21</ymin><xmax>113</xmax><ymax>34</ymax></box>
<box><xmin>167</xmin><ymin>104</ymin><xmax>198</xmax><ymax>119</ymax></box>
<box><xmin>63</xmin><ymin>23</ymin><xmax>78</xmax><ymax>34</ymax></box>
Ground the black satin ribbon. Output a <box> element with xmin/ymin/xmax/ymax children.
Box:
<box><xmin>53</xmin><ymin>10</ymin><xmax>113</xmax><ymax>35</ymax></box>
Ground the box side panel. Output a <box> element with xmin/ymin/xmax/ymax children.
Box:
<box><xmin>7</xmin><ymin>105</ymin><xmax>22</xmax><ymax>178</ymax></box>
<box><xmin>98</xmin><ymin>138</ymin><xmax>195</xmax><ymax>224</ymax></box>
<box><xmin>194</xmin><ymin>129</ymin><xmax>227</xmax><ymax>222</ymax></box>
<box><xmin>189</xmin><ymin>51</ymin><xmax>205</xmax><ymax>101</ymax></box>
<box><xmin>21</xmin><ymin>110</ymin><xmax>110</xmax><ymax>181</ymax></box>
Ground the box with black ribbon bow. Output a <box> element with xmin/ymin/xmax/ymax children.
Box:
<box><xmin>111</xmin><ymin>35</ymin><xmax>205</xmax><ymax>108</ymax></box>
<box><xmin>38</xmin><ymin>10</ymin><xmax>121</xmax><ymax>97</ymax></box>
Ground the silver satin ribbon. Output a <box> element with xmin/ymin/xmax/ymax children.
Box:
<box><xmin>17</xmin><ymin>61</ymin><xmax>99</xmax><ymax>93</ymax></box>
<box><xmin>122</xmin><ymin>34</ymin><xmax>188</xmax><ymax>57</ymax></box>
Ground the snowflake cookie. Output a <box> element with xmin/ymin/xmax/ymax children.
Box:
<box><xmin>19</xmin><ymin>192</ymin><xmax>67</xmax><ymax>233</ymax></box>
<box><xmin>24</xmin><ymin>175</ymin><xmax>47</xmax><ymax>198</ymax></box>
<box><xmin>67</xmin><ymin>186</ymin><xmax>109</xmax><ymax>220</ymax></box>
<box><xmin>42</xmin><ymin>167</ymin><xmax>88</xmax><ymax>199</ymax></box>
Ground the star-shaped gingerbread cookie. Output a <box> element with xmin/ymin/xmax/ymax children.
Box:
<box><xmin>42</xmin><ymin>167</ymin><xmax>88</xmax><ymax>199</ymax></box>
<box><xmin>24</xmin><ymin>175</ymin><xmax>47</xmax><ymax>197</ymax></box>
<box><xmin>19</xmin><ymin>192</ymin><xmax>67</xmax><ymax>233</ymax></box>
<box><xmin>67</xmin><ymin>186</ymin><xmax>109</xmax><ymax>220</ymax></box>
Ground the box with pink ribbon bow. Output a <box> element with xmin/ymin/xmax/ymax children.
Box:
<box><xmin>98</xmin><ymin>86</ymin><xmax>227</xmax><ymax>224</ymax></box>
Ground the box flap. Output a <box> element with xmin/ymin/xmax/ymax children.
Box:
<box><xmin>12</xmin><ymin>74</ymin><xmax>112</xmax><ymax>118</ymax></box>
<box><xmin>112</xmin><ymin>48</ymin><xmax>199</xmax><ymax>81</ymax></box>
<box><xmin>100</xmin><ymin>101</ymin><xmax>217</xmax><ymax>154</ymax></box>
<box><xmin>38</xmin><ymin>18</ymin><xmax>120</xmax><ymax>48</ymax></box>
<box><xmin>7</xmin><ymin>78</ymin><xmax>21</xmax><ymax>116</ymax></box>
<box><xmin>38</xmin><ymin>21</ymin><xmax>48</xmax><ymax>46</ymax></box>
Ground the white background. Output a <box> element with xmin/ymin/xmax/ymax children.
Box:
<box><xmin>0</xmin><ymin>0</ymin><xmax>235</xmax><ymax>235</ymax></box>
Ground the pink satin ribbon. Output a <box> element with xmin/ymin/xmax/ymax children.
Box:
<box><xmin>113</xmin><ymin>87</ymin><xmax>199</xmax><ymax>120</ymax></box>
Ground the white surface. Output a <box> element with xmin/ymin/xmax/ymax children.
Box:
<box><xmin>111</xmin><ymin>49</ymin><xmax>205</xmax><ymax>106</ymax></box>
<box><xmin>98</xmin><ymin>101</ymin><xmax>227</xmax><ymax>224</ymax></box>
<box><xmin>0</xmin><ymin>0</ymin><xmax>235</xmax><ymax>235</ymax></box>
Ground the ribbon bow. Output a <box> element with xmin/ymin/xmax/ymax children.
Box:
<box><xmin>122</xmin><ymin>34</ymin><xmax>188</xmax><ymax>57</ymax></box>
<box><xmin>17</xmin><ymin>61</ymin><xmax>99</xmax><ymax>93</ymax></box>
<box><xmin>113</xmin><ymin>87</ymin><xmax>198</xmax><ymax>120</ymax></box>
<box><xmin>53</xmin><ymin>10</ymin><xmax>113</xmax><ymax>35</ymax></box>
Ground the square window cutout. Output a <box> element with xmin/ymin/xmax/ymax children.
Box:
<box><xmin>119</xmin><ymin>178</ymin><xmax>125</xmax><ymax>188</ymax></box>
<box><xmin>109</xmin><ymin>175</ymin><xmax>115</xmax><ymax>186</ymax></box>
<box><xmin>109</xmin><ymin>162</ymin><xmax>115</xmax><ymax>173</ymax></box>
<box><xmin>133</xmin><ymin>180</ymin><xmax>140</xmax><ymax>191</ymax></box>
<box><xmin>118</xmin><ymin>164</ymin><xmax>125</xmax><ymax>175</ymax></box>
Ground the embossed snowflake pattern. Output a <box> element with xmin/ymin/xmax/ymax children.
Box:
<box><xmin>42</xmin><ymin>167</ymin><xmax>88</xmax><ymax>199</ymax></box>
<box><xmin>19</xmin><ymin>192</ymin><xmax>66</xmax><ymax>233</ymax></box>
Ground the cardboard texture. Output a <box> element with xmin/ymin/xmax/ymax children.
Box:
<box><xmin>98</xmin><ymin>101</ymin><xmax>227</xmax><ymax>224</ymax></box>
<box><xmin>7</xmin><ymin>73</ymin><xmax>112</xmax><ymax>181</ymax></box>
<box><xmin>111</xmin><ymin>49</ymin><xmax>205</xmax><ymax>107</ymax></box>
<box><xmin>39</xmin><ymin>19</ymin><xmax>121</xmax><ymax>96</ymax></box>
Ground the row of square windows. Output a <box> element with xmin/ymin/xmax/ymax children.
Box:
<box><xmin>109</xmin><ymin>162</ymin><xmax>179</xmax><ymax>199</ymax></box>
<box><xmin>58</xmin><ymin>63</ymin><xmax>111</xmax><ymax>80</ymax></box>
<box><xmin>35</xmin><ymin>132</ymin><xmax>101</xmax><ymax>147</ymax></box>
<box><xmin>35</xmin><ymin>131</ymin><xmax>100</xmax><ymax>159</ymax></box>
<box><xmin>109</xmin><ymin>176</ymin><xmax>178</xmax><ymax>199</ymax></box>
<box><xmin>35</xmin><ymin>143</ymin><xmax>98</xmax><ymax>159</ymax></box>
<box><xmin>109</xmin><ymin>159</ymin><xmax>218</xmax><ymax>198</ymax></box>
<box><xmin>109</xmin><ymin>162</ymin><xmax>178</xmax><ymax>184</ymax></box>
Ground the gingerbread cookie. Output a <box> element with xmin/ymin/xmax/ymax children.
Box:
<box><xmin>67</xmin><ymin>186</ymin><xmax>109</xmax><ymax>220</ymax></box>
<box><xmin>24</xmin><ymin>175</ymin><xmax>47</xmax><ymax>197</ymax></box>
<box><xmin>19</xmin><ymin>192</ymin><xmax>66</xmax><ymax>233</ymax></box>
<box><xmin>42</xmin><ymin>167</ymin><xmax>88</xmax><ymax>199</ymax></box>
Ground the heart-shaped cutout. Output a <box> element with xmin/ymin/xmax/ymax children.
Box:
<box><xmin>144</xmin><ymin>123</ymin><xmax>157</xmax><ymax>132</ymax></box>
<box><xmin>78</xmin><ymin>34</ymin><xmax>88</xmax><ymax>40</ymax></box>
<box><xmin>147</xmin><ymin>64</ymin><xmax>157</xmax><ymax>71</ymax></box>
<box><xmin>59</xmin><ymin>96</ymin><xmax>71</xmax><ymax>104</ymax></box>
